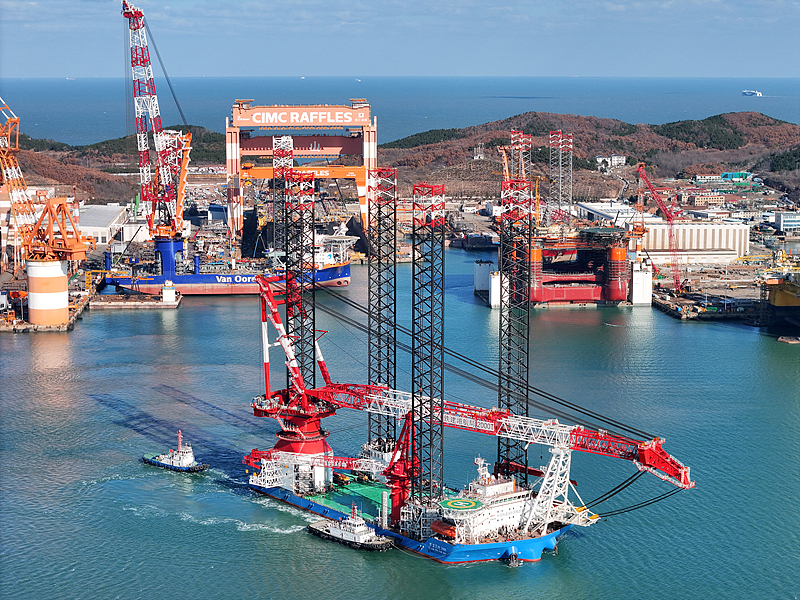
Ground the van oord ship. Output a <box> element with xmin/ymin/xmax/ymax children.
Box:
<box><xmin>105</xmin><ymin>235</ymin><xmax>356</xmax><ymax>295</ymax></box>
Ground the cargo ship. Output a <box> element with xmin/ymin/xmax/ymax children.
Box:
<box><xmin>104</xmin><ymin>234</ymin><xmax>356</xmax><ymax>295</ymax></box>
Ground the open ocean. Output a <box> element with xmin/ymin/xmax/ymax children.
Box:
<box><xmin>0</xmin><ymin>76</ymin><xmax>798</xmax><ymax>146</ymax></box>
<box><xmin>1</xmin><ymin>251</ymin><xmax>799</xmax><ymax>600</ymax></box>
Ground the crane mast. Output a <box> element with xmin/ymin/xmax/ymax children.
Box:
<box><xmin>122</xmin><ymin>1</ymin><xmax>191</xmax><ymax>240</ymax></box>
<box><xmin>637</xmin><ymin>163</ymin><xmax>682</xmax><ymax>292</ymax></box>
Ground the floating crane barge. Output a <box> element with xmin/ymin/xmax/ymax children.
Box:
<box><xmin>243</xmin><ymin>276</ymin><xmax>694</xmax><ymax>563</ymax></box>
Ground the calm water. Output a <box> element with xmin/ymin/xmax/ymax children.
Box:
<box><xmin>1</xmin><ymin>76</ymin><xmax>798</xmax><ymax>146</ymax></box>
<box><xmin>1</xmin><ymin>250</ymin><xmax>799</xmax><ymax>599</ymax></box>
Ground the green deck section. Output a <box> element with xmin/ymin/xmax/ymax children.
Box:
<box><xmin>307</xmin><ymin>481</ymin><xmax>391</xmax><ymax>518</ymax></box>
<box><xmin>306</xmin><ymin>481</ymin><xmax>462</xmax><ymax>519</ymax></box>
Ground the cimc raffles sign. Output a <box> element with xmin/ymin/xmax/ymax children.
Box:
<box><xmin>231</xmin><ymin>105</ymin><xmax>371</xmax><ymax>128</ymax></box>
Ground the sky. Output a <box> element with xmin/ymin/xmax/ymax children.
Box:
<box><xmin>1</xmin><ymin>0</ymin><xmax>799</xmax><ymax>79</ymax></box>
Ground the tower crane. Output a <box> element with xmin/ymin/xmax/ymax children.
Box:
<box><xmin>1</xmin><ymin>96</ymin><xmax>93</xmax><ymax>325</ymax></box>
<box><xmin>244</xmin><ymin>276</ymin><xmax>693</xmax><ymax>533</ymax></box>
<box><xmin>121</xmin><ymin>1</ymin><xmax>191</xmax><ymax>241</ymax></box>
<box><xmin>637</xmin><ymin>163</ymin><xmax>682</xmax><ymax>292</ymax></box>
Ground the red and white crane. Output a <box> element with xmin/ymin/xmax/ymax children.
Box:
<box><xmin>244</xmin><ymin>275</ymin><xmax>694</xmax><ymax>529</ymax></box>
<box><xmin>121</xmin><ymin>1</ymin><xmax>191</xmax><ymax>240</ymax></box>
<box><xmin>637</xmin><ymin>163</ymin><xmax>683</xmax><ymax>292</ymax></box>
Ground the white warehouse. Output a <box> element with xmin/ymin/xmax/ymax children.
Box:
<box><xmin>628</xmin><ymin>221</ymin><xmax>750</xmax><ymax>264</ymax></box>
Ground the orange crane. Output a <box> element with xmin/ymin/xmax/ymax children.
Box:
<box><xmin>1</xmin><ymin>96</ymin><xmax>93</xmax><ymax>326</ymax></box>
<box><xmin>636</xmin><ymin>163</ymin><xmax>682</xmax><ymax>293</ymax></box>
<box><xmin>1</xmin><ymin>97</ymin><xmax>92</xmax><ymax>270</ymax></box>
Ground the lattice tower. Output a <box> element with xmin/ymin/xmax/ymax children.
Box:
<box><xmin>272</xmin><ymin>136</ymin><xmax>293</xmax><ymax>250</ymax></box>
<box><xmin>511</xmin><ymin>131</ymin><xmax>533</xmax><ymax>181</ymax></box>
<box><xmin>411</xmin><ymin>182</ymin><xmax>446</xmax><ymax>503</ymax></box>
<box><xmin>497</xmin><ymin>179</ymin><xmax>534</xmax><ymax>484</ymax></box>
<box><xmin>367</xmin><ymin>167</ymin><xmax>398</xmax><ymax>444</ymax></box>
<box><xmin>284</xmin><ymin>169</ymin><xmax>316</xmax><ymax>389</ymax></box>
<box><xmin>0</xmin><ymin>98</ymin><xmax>37</xmax><ymax>270</ymax></box>
<box><xmin>560</xmin><ymin>134</ymin><xmax>573</xmax><ymax>225</ymax></box>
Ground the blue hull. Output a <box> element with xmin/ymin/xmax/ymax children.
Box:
<box><xmin>104</xmin><ymin>237</ymin><xmax>350</xmax><ymax>295</ymax></box>
<box><xmin>250</xmin><ymin>483</ymin><xmax>570</xmax><ymax>563</ymax></box>
<box><xmin>106</xmin><ymin>264</ymin><xmax>350</xmax><ymax>295</ymax></box>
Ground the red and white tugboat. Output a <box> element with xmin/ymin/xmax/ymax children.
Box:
<box><xmin>142</xmin><ymin>430</ymin><xmax>209</xmax><ymax>473</ymax></box>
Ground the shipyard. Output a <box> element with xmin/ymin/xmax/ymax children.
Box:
<box><xmin>1</xmin><ymin>0</ymin><xmax>800</xmax><ymax>598</ymax></box>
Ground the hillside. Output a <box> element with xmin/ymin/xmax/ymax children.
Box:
<box><xmin>14</xmin><ymin>112</ymin><xmax>800</xmax><ymax>202</ymax></box>
<box><xmin>376</xmin><ymin>111</ymin><xmax>800</xmax><ymax>198</ymax></box>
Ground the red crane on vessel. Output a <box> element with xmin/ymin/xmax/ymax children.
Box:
<box><xmin>244</xmin><ymin>276</ymin><xmax>694</xmax><ymax>526</ymax></box>
<box><xmin>636</xmin><ymin>163</ymin><xmax>682</xmax><ymax>292</ymax></box>
<box><xmin>121</xmin><ymin>1</ymin><xmax>191</xmax><ymax>240</ymax></box>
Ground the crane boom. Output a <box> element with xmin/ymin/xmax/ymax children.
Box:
<box><xmin>122</xmin><ymin>1</ymin><xmax>191</xmax><ymax>239</ymax></box>
<box><xmin>251</xmin><ymin>275</ymin><xmax>693</xmax><ymax>490</ymax></box>
<box><xmin>637</xmin><ymin>163</ymin><xmax>682</xmax><ymax>292</ymax></box>
<box><xmin>1</xmin><ymin>97</ymin><xmax>93</xmax><ymax>268</ymax></box>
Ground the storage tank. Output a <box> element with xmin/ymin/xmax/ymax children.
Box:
<box><xmin>26</xmin><ymin>259</ymin><xmax>69</xmax><ymax>325</ymax></box>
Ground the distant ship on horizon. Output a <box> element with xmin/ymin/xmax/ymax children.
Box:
<box><xmin>742</xmin><ymin>90</ymin><xmax>762</xmax><ymax>96</ymax></box>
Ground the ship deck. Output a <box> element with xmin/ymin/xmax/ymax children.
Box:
<box><xmin>306</xmin><ymin>481</ymin><xmax>389</xmax><ymax>518</ymax></box>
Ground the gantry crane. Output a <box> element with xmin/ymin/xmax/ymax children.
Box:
<box><xmin>637</xmin><ymin>163</ymin><xmax>682</xmax><ymax>292</ymax></box>
<box><xmin>122</xmin><ymin>1</ymin><xmax>191</xmax><ymax>241</ymax></box>
<box><xmin>1</xmin><ymin>97</ymin><xmax>92</xmax><ymax>270</ymax></box>
<box><xmin>244</xmin><ymin>276</ymin><xmax>693</xmax><ymax>533</ymax></box>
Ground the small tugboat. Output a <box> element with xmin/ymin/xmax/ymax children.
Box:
<box><xmin>142</xmin><ymin>430</ymin><xmax>209</xmax><ymax>473</ymax></box>
<box><xmin>308</xmin><ymin>503</ymin><xmax>393</xmax><ymax>551</ymax></box>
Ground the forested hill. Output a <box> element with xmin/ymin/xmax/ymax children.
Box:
<box><xmin>19</xmin><ymin>125</ymin><xmax>226</xmax><ymax>164</ymax></box>
<box><xmin>379</xmin><ymin>111</ymin><xmax>800</xmax><ymax>173</ymax></box>
<box><xmin>14</xmin><ymin>112</ymin><xmax>800</xmax><ymax>201</ymax></box>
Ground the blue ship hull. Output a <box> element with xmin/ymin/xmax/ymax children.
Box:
<box><xmin>250</xmin><ymin>483</ymin><xmax>570</xmax><ymax>563</ymax></box>
<box><xmin>105</xmin><ymin>238</ymin><xmax>350</xmax><ymax>295</ymax></box>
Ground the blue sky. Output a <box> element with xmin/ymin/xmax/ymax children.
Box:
<box><xmin>1</xmin><ymin>0</ymin><xmax>799</xmax><ymax>79</ymax></box>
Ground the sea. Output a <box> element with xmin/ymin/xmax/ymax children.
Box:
<box><xmin>1</xmin><ymin>77</ymin><xmax>800</xmax><ymax>599</ymax></box>
<box><xmin>0</xmin><ymin>76</ymin><xmax>798</xmax><ymax>145</ymax></box>
<box><xmin>1</xmin><ymin>252</ymin><xmax>799</xmax><ymax>600</ymax></box>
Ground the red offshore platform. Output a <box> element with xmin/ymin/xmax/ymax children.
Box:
<box><xmin>496</xmin><ymin>130</ymin><xmax>643</xmax><ymax>305</ymax></box>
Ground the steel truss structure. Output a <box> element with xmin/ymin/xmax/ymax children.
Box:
<box><xmin>548</xmin><ymin>131</ymin><xmax>573</xmax><ymax>226</ymax></box>
<box><xmin>271</xmin><ymin>135</ymin><xmax>293</xmax><ymax>251</ymax></box>
<box><xmin>510</xmin><ymin>130</ymin><xmax>533</xmax><ymax>181</ymax></box>
<box><xmin>497</xmin><ymin>179</ymin><xmax>535</xmax><ymax>484</ymax></box>
<box><xmin>284</xmin><ymin>169</ymin><xmax>316</xmax><ymax>389</ymax></box>
<box><xmin>410</xmin><ymin>182</ymin><xmax>446</xmax><ymax>503</ymax></box>
<box><xmin>367</xmin><ymin>167</ymin><xmax>398</xmax><ymax>444</ymax></box>
<box><xmin>122</xmin><ymin>1</ymin><xmax>191</xmax><ymax>239</ymax></box>
<box><xmin>0</xmin><ymin>98</ymin><xmax>36</xmax><ymax>270</ymax></box>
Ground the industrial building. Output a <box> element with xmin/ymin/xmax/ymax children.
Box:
<box><xmin>774</xmin><ymin>212</ymin><xmax>800</xmax><ymax>235</ymax></box>
<box><xmin>78</xmin><ymin>204</ymin><xmax>128</xmax><ymax>245</ymax></box>
<box><xmin>628</xmin><ymin>220</ymin><xmax>750</xmax><ymax>264</ymax></box>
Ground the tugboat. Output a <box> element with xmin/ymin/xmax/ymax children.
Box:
<box><xmin>142</xmin><ymin>430</ymin><xmax>209</xmax><ymax>473</ymax></box>
<box><xmin>307</xmin><ymin>503</ymin><xmax>393</xmax><ymax>551</ymax></box>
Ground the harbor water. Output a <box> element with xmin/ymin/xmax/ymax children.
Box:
<box><xmin>1</xmin><ymin>250</ymin><xmax>798</xmax><ymax>599</ymax></box>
